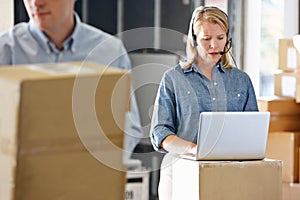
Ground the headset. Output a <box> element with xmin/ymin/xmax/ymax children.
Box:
<box><xmin>191</xmin><ymin>6</ymin><xmax>232</xmax><ymax>55</ymax></box>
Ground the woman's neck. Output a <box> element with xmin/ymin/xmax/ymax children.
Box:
<box><xmin>196</xmin><ymin>59</ymin><xmax>216</xmax><ymax>80</ymax></box>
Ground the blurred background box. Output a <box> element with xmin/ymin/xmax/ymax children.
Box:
<box><xmin>269</xmin><ymin>115</ymin><xmax>300</xmax><ymax>132</ymax></box>
<box><xmin>274</xmin><ymin>72</ymin><xmax>300</xmax><ymax>103</ymax></box>
<box><xmin>278</xmin><ymin>38</ymin><xmax>300</xmax><ymax>72</ymax></box>
<box><xmin>257</xmin><ymin>96</ymin><xmax>300</xmax><ymax>115</ymax></box>
<box><xmin>257</xmin><ymin>96</ymin><xmax>300</xmax><ymax>132</ymax></box>
<box><xmin>266</xmin><ymin>132</ymin><xmax>300</xmax><ymax>183</ymax></box>
<box><xmin>0</xmin><ymin>62</ymin><xmax>130</xmax><ymax>200</ymax></box>
<box><xmin>282</xmin><ymin>183</ymin><xmax>300</xmax><ymax>200</ymax></box>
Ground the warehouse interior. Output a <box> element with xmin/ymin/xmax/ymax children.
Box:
<box><xmin>1</xmin><ymin>0</ymin><xmax>300</xmax><ymax>199</ymax></box>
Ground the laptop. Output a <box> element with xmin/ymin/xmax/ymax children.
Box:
<box><xmin>181</xmin><ymin>111</ymin><xmax>270</xmax><ymax>161</ymax></box>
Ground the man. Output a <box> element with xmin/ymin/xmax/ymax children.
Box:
<box><xmin>0</xmin><ymin>0</ymin><xmax>143</xmax><ymax>163</ymax></box>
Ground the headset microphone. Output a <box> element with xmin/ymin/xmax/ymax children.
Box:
<box><xmin>219</xmin><ymin>38</ymin><xmax>232</xmax><ymax>55</ymax></box>
<box><xmin>219</xmin><ymin>37</ymin><xmax>238</xmax><ymax>68</ymax></box>
<box><xmin>219</xmin><ymin>48</ymin><xmax>229</xmax><ymax>55</ymax></box>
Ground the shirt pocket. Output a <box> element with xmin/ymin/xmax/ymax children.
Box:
<box><xmin>228</xmin><ymin>89</ymin><xmax>248</xmax><ymax>110</ymax></box>
<box><xmin>177</xmin><ymin>94</ymin><xmax>199</xmax><ymax>116</ymax></box>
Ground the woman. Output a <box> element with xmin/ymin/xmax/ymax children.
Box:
<box><xmin>150</xmin><ymin>6</ymin><xmax>258</xmax><ymax>200</ymax></box>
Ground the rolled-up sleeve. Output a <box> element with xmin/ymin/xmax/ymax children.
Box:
<box><xmin>150</xmin><ymin>72</ymin><xmax>177</xmax><ymax>153</ymax></box>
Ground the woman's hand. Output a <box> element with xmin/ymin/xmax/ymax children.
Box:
<box><xmin>160</xmin><ymin>134</ymin><xmax>197</xmax><ymax>155</ymax></box>
<box><xmin>189</xmin><ymin>142</ymin><xmax>197</xmax><ymax>155</ymax></box>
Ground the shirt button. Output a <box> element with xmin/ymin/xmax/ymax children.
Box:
<box><xmin>187</xmin><ymin>91</ymin><xmax>190</xmax><ymax>95</ymax></box>
<box><xmin>237</xmin><ymin>93</ymin><xmax>241</xmax><ymax>97</ymax></box>
<box><xmin>214</xmin><ymin>82</ymin><xmax>217</xmax><ymax>86</ymax></box>
<box><xmin>212</xmin><ymin>97</ymin><xmax>216</xmax><ymax>101</ymax></box>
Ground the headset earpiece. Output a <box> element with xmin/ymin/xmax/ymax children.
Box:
<box><xmin>192</xmin><ymin>33</ymin><xmax>198</xmax><ymax>46</ymax></box>
<box><xmin>225</xmin><ymin>37</ymin><xmax>231</xmax><ymax>48</ymax></box>
<box><xmin>226</xmin><ymin>37</ymin><xmax>232</xmax><ymax>50</ymax></box>
<box><xmin>191</xmin><ymin>12</ymin><xmax>198</xmax><ymax>47</ymax></box>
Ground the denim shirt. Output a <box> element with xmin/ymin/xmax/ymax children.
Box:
<box><xmin>150</xmin><ymin>63</ymin><xmax>258</xmax><ymax>153</ymax></box>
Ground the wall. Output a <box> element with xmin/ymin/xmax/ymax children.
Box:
<box><xmin>0</xmin><ymin>0</ymin><xmax>14</xmax><ymax>33</ymax></box>
<box><xmin>243</xmin><ymin>0</ymin><xmax>261</xmax><ymax>95</ymax></box>
<box><xmin>284</xmin><ymin>0</ymin><xmax>299</xmax><ymax>37</ymax></box>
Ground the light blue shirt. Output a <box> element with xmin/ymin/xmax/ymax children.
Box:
<box><xmin>0</xmin><ymin>13</ymin><xmax>143</xmax><ymax>157</ymax></box>
<box><xmin>150</xmin><ymin>63</ymin><xmax>259</xmax><ymax>153</ymax></box>
<box><xmin>0</xmin><ymin>13</ymin><xmax>130</xmax><ymax>69</ymax></box>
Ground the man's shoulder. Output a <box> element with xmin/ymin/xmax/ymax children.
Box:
<box><xmin>79</xmin><ymin>23</ymin><xmax>122</xmax><ymax>43</ymax></box>
<box><xmin>0</xmin><ymin>22</ymin><xmax>29</xmax><ymax>38</ymax></box>
<box><xmin>0</xmin><ymin>22</ymin><xmax>31</xmax><ymax>47</ymax></box>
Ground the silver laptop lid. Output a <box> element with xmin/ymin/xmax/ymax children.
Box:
<box><xmin>196</xmin><ymin>112</ymin><xmax>270</xmax><ymax>160</ymax></box>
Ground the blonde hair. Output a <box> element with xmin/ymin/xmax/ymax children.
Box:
<box><xmin>181</xmin><ymin>6</ymin><xmax>232</xmax><ymax>70</ymax></box>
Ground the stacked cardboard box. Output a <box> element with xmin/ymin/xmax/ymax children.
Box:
<box><xmin>278</xmin><ymin>38</ymin><xmax>300</xmax><ymax>71</ymax></box>
<box><xmin>274</xmin><ymin>38</ymin><xmax>300</xmax><ymax>102</ymax></box>
<box><xmin>257</xmin><ymin>96</ymin><xmax>300</xmax><ymax>200</ymax></box>
<box><xmin>282</xmin><ymin>183</ymin><xmax>300</xmax><ymax>200</ymax></box>
<box><xmin>257</xmin><ymin>96</ymin><xmax>300</xmax><ymax>132</ymax></box>
<box><xmin>0</xmin><ymin>62</ymin><xmax>131</xmax><ymax>200</ymax></box>
<box><xmin>274</xmin><ymin>72</ymin><xmax>300</xmax><ymax>102</ymax></box>
<box><xmin>272</xmin><ymin>37</ymin><xmax>300</xmax><ymax>199</ymax></box>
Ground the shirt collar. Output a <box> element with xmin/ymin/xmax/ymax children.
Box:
<box><xmin>218</xmin><ymin>62</ymin><xmax>226</xmax><ymax>73</ymax></box>
<box><xmin>28</xmin><ymin>12</ymin><xmax>81</xmax><ymax>54</ymax></box>
<box><xmin>29</xmin><ymin>20</ymin><xmax>51</xmax><ymax>54</ymax></box>
<box><xmin>183</xmin><ymin>62</ymin><xmax>225</xmax><ymax>74</ymax></box>
<box><xmin>69</xmin><ymin>12</ymin><xmax>82</xmax><ymax>53</ymax></box>
<box><xmin>182</xmin><ymin>63</ymin><xmax>200</xmax><ymax>73</ymax></box>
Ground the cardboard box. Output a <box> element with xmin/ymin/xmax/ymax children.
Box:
<box><xmin>257</xmin><ymin>96</ymin><xmax>300</xmax><ymax>132</ymax></box>
<box><xmin>0</xmin><ymin>62</ymin><xmax>131</xmax><ymax>200</ymax></box>
<box><xmin>269</xmin><ymin>115</ymin><xmax>300</xmax><ymax>132</ymax></box>
<box><xmin>274</xmin><ymin>72</ymin><xmax>300</xmax><ymax>103</ymax></box>
<box><xmin>274</xmin><ymin>72</ymin><xmax>298</xmax><ymax>97</ymax></box>
<box><xmin>266</xmin><ymin>132</ymin><xmax>300</xmax><ymax>182</ymax></box>
<box><xmin>278</xmin><ymin>38</ymin><xmax>300</xmax><ymax>71</ymax></box>
<box><xmin>282</xmin><ymin>183</ymin><xmax>300</xmax><ymax>200</ymax></box>
<box><xmin>172</xmin><ymin>158</ymin><xmax>282</xmax><ymax>200</ymax></box>
<box><xmin>257</xmin><ymin>96</ymin><xmax>300</xmax><ymax>115</ymax></box>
